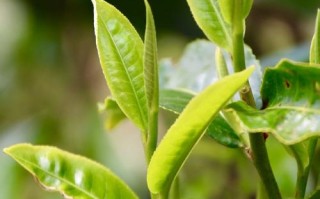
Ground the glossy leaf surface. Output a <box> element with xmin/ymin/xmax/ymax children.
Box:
<box><xmin>225</xmin><ymin>60</ymin><xmax>320</xmax><ymax>144</ymax></box>
<box><xmin>186</xmin><ymin>0</ymin><xmax>232</xmax><ymax>51</ymax></box>
<box><xmin>310</xmin><ymin>9</ymin><xmax>320</xmax><ymax>64</ymax></box>
<box><xmin>98</xmin><ymin>97</ymin><xmax>126</xmax><ymax>130</ymax></box>
<box><xmin>147</xmin><ymin>67</ymin><xmax>254</xmax><ymax>195</ymax></box>
<box><xmin>160</xmin><ymin>89</ymin><xmax>242</xmax><ymax>148</ymax></box>
<box><xmin>93</xmin><ymin>0</ymin><xmax>148</xmax><ymax>131</ymax></box>
<box><xmin>4</xmin><ymin>143</ymin><xmax>138</xmax><ymax>199</ymax></box>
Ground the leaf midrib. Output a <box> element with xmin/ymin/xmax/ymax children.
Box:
<box><xmin>208</xmin><ymin>0</ymin><xmax>232</xmax><ymax>49</ymax></box>
<box><xmin>99</xmin><ymin>15</ymin><xmax>147</xmax><ymax>130</ymax></box>
<box><xmin>15</xmin><ymin>156</ymin><xmax>98</xmax><ymax>199</ymax></box>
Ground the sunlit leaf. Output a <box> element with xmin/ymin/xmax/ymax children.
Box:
<box><xmin>310</xmin><ymin>9</ymin><xmax>320</xmax><ymax>64</ymax></box>
<box><xmin>186</xmin><ymin>0</ymin><xmax>232</xmax><ymax>51</ymax></box>
<box><xmin>224</xmin><ymin>60</ymin><xmax>320</xmax><ymax>145</ymax></box>
<box><xmin>92</xmin><ymin>0</ymin><xmax>148</xmax><ymax>131</ymax></box>
<box><xmin>98</xmin><ymin>97</ymin><xmax>126</xmax><ymax>130</ymax></box>
<box><xmin>160</xmin><ymin>89</ymin><xmax>242</xmax><ymax>148</ymax></box>
<box><xmin>147</xmin><ymin>67</ymin><xmax>254</xmax><ymax>196</ymax></box>
<box><xmin>4</xmin><ymin>143</ymin><xmax>138</xmax><ymax>199</ymax></box>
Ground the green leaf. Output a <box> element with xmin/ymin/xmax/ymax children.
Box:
<box><xmin>143</xmin><ymin>0</ymin><xmax>159</xmax><ymax>161</ymax></box>
<box><xmin>4</xmin><ymin>143</ymin><xmax>138</xmax><ymax>199</ymax></box>
<box><xmin>310</xmin><ymin>9</ymin><xmax>320</xmax><ymax>64</ymax></box>
<box><xmin>98</xmin><ymin>97</ymin><xmax>127</xmax><ymax>130</ymax></box>
<box><xmin>186</xmin><ymin>0</ymin><xmax>232</xmax><ymax>51</ymax></box>
<box><xmin>224</xmin><ymin>59</ymin><xmax>320</xmax><ymax>145</ymax></box>
<box><xmin>147</xmin><ymin>67</ymin><xmax>254</xmax><ymax>195</ymax></box>
<box><xmin>92</xmin><ymin>0</ymin><xmax>148</xmax><ymax>131</ymax></box>
<box><xmin>159</xmin><ymin>89</ymin><xmax>196</xmax><ymax>114</ymax></box>
<box><xmin>143</xmin><ymin>0</ymin><xmax>159</xmax><ymax>111</ymax></box>
<box><xmin>218</xmin><ymin>0</ymin><xmax>253</xmax><ymax>24</ymax></box>
<box><xmin>160</xmin><ymin>89</ymin><xmax>242</xmax><ymax>148</ymax></box>
<box><xmin>288</xmin><ymin>143</ymin><xmax>309</xmax><ymax>170</ymax></box>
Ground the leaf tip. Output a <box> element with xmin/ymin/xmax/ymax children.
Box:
<box><xmin>3</xmin><ymin>143</ymin><xmax>32</xmax><ymax>156</ymax></box>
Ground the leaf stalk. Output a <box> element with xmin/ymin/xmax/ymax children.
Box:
<box><xmin>231</xmin><ymin>1</ymin><xmax>281</xmax><ymax>198</ymax></box>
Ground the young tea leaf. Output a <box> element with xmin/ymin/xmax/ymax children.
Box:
<box><xmin>147</xmin><ymin>67</ymin><xmax>254</xmax><ymax>196</ymax></box>
<box><xmin>4</xmin><ymin>143</ymin><xmax>138</xmax><ymax>199</ymax></box>
<box><xmin>160</xmin><ymin>89</ymin><xmax>243</xmax><ymax>148</ymax></box>
<box><xmin>99</xmin><ymin>97</ymin><xmax>127</xmax><ymax>130</ymax></box>
<box><xmin>218</xmin><ymin>0</ymin><xmax>253</xmax><ymax>24</ymax></box>
<box><xmin>144</xmin><ymin>0</ymin><xmax>159</xmax><ymax>111</ymax></box>
<box><xmin>92</xmin><ymin>0</ymin><xmax>148</xmax><ymax>132</ymax></box>
<box><xmin>186</xmin><ymin>0</ymin><xmax>232</xmax><ymax>51</ymax></box>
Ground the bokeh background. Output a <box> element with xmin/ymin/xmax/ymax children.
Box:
<box><xmin>1</xmin><ymin>0</ymin><xmax>320</xmax><ymax>198</ymax></box>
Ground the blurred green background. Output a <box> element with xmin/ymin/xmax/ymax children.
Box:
<box><xmin>0</xmin><ymin>0</ymin><xmax>319</xmax><ymax>198</ymax></box>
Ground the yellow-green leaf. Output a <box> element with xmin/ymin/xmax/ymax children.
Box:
<box><xmin>144</xmin><ymin>0</ymin><xmax>159</xmax><ymax>111</ymax></box>
<box><xmin>147</xmin><ymin>66</ymin><xmax>254</xmax><ymax>195</ymax></box>
<box><xmin>186</xmin><ymin>0</ymin><xmax>232</xmax><ymax>51</ymax></box>
<box><xmin>4</xmin><ymin>143</ymin><xmax>138</xmax><ymax>199</ymax></box>
<box><xmin>218</xmin><ymin>0</ymin><xmax>253</xmax><ymax>24</ymax></box>
<box><xmin>98</xmin><ymin>97</ymin><xmax>127</xmax><ymax>130</ymax></box>
<box><xmin>92</xmin><ymin>0</ymin><xmax>148</xmax><ymax>131</ymax></box>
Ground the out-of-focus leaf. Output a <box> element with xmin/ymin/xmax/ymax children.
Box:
<box><xmin>160</xmin><ymin>40</ymin><xmax>262</xmax><ymax>107</ymax></box>
<box><xmin>310</xmin><ymin>9</ymin><xmax>320</xmax><ymax>64</ymax></box>
<box><xmin>218</xmin><ymin>0</ymin><xmax>253</xmax><ymax>24</ymax></box>
<box><xmin>147</xmin><ymin>67</ymin><xmax>254</xmax><ymax>196</ymax></box>
<box><xmin>92</xmin><ymin>0</ymin><xmax>148</xmax><ymax>131</ymax></box>
<box><xmin>143</xmin><ymin>0</ymin><xmax>158</xmax><ymax>112</ymax></box>
<box><xmin>161</xmin><ymin>40</ymin><xmax>217</xmax><ymax>92</ymax></box>
<box><xmin>186</xmin><ymin>0</ymin><xmax>232</xmax><ymax>51</ymax></box>
<box><xmin>159</xmin><ymin>89</ymin><xmax>195</xmax><ymax>114</ymax></box>
<box><xmin>224</xmin><ymin>60</ymin><xmax>320</xmax><ymax>145</ymax></box>
<box><xmin>307</xmin><ymin>187</ymin><xmax>320</xmax><ymax>199</ymax></box>
<box><xmin>98</xmin><ymin>97</ymin><xmax>126</xmax><ymax>130</ymax></box>
<box><xmin>260</xmin><ymin>42</ymin><xmax>309</xmax><ymax>68</ymax></box>
<box><xmin>288</xmin><ymin>143</ymin><xmax>309</xmax><ymax>171</ymax></box>
<box><xmin>160</xmin><ymin>89</ymin><xmax>242</xmax><ymax>148</ymax></box>
<box><xmin>4</xmin><ymin>143</ymin><xmax>138</xmax><ymax>199</ymax></box>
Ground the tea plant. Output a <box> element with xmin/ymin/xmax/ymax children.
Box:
<box><xmin>3</xmin><ymin>0</ymin><xmax>320</xmax><ymax>198</ymax></box>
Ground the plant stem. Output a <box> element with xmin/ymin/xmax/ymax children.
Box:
<box><xmin>146</xmin><ymin>109</ymin><xmax>158</xmax><ymax>163</ymax></box>
<box><xmin>249</xmin><ymin>134</ymin><xmax>281</xmax><ymax>199</ymax></box>
<box><xmin>295</xmin><ymin>139</ymin><xmax>318</xmax><ymax>199</ymax></box>
<box><xmin>231</xmin><ymin>1</ymin><xmax>281</xmax><ymax>199</ymax></box>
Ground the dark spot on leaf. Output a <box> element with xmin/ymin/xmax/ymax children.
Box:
<box><xmin>284</xmin><ymin>80</ymin><xmax>291</xmax><ymax>88</ymax></box>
